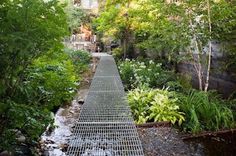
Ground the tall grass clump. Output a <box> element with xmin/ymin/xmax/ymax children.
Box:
<box><xmin>178</xmin><ymin>90</ymin><xmax>234</xmax><ymax>133</ymax></box>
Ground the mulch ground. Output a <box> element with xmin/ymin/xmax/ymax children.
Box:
<box><xmin>137</xmin><ymin>127</ymin><xmax>193</xmax><ymax>156</ymax></box>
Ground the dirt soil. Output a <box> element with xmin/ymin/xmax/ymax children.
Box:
<box><xmin>137</xmin><ymin>127</ymin><xmax>194</xmax><ymax>156</ymax></box>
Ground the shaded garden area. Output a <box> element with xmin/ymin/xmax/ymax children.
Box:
<box><xmin>0</xmin><ymin>0</ymin><xmax>91</xmax><ymax>154</ymax></box>
<box><xmin>94</xmin><ymin>0</ymin><xmax>236</xmax><ymax>155</ymax></box>
<box><xmin>94</xmin><ymin>0</ymin><xmax>236</xmax><ymax>132</ymax></box>
<box><xmin>0</xmin><ymin>0</ymin><xmax>236</xmax><ymax>155</ymax></box>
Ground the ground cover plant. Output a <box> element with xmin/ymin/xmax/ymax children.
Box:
<box><xmin>65</xmin><ymin>48</ymin><xmax>92</xmax><ymax>74</ymax></box>
<box><xmin>107</xmin><ymin>0</ymin><xmax>236</xmax><ymax>134</ymax></box>
<box><xmin>96</xmin><ymin>0</ymin><xmax>236</xmax><ymax>133</ymax></box>
<box><xmin>0</xmin><ymin>0</ymin><xmax>235</xmax><ymax>154</ymax></box>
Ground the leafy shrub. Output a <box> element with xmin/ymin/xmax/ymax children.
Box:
<box><xmin>0</xmin><ymin>0</ymin><xmax>70</xmax><ymax>152</ymax></box>
<box><xmin>118</xmin><ymin>59</ymin><xmax>136</xmax><ymax>89</ymax></box>
<box><xmin>0</xmin><ymin>48</ymin><xmax>92</xmax><ymax>151</ymax></box>
<box><xmin>127</xmin><ymin>87</ymin><xmax>185</xmax><ymax>125</ymax></box>
<box><xmin>118</xmin><ymin>59</ymin><xmax>175</xmax><ymax>90</ymax></box>
<box><xmin>0</xmin><ymin>101</ymin><xmax>53</xmax><ymax>151</ymax></box>
<box><xmin>65</xmin><ymin>48</ymin><xmax>91</xmax><ymax>74</ymax></box>
<box><xmin>0</xmin><ymin>49</ymin><xmax>82</xmax><ymax>151</ymax></box>
<box><xmin>112</xmin><ymin>48</ymin><xmax>123</xmax><ymax>61</ymax></box>
<box><xmin>0</xmin><ymin>0</ymin><xmax>92</xmax><ymax>153</ymax></box>
<box><xmin>166</xmin><ymin>73</ymin><xmax>192</xmax><ymax>92</ymax></box>
<box><xmin>22</xmin><ymin>51</ymin><xmax>78</xmax><ymax>110</ymax></box>
<box><xmin>226</xmin><ymin>92</ymin><xmax>236</xmax><ymax>119</ymax></box>
<box><xmin>227</xmin><ymin>99</ymin><xmax>236</xmax><ymax>121</ymax></box>
<box><xmin>0</xmin><ymin>0</ymin><xmax>68</xmax><ymax>98</ymax></box>
<box><xmin>65</xmin><ymin>4</ymin><xmax>89</xmax><ymax>32</ymax></box>
<box><xmin>178</xmin><ymin>89</ymin><xmax>235</xmax><ymax>133</ymax></box>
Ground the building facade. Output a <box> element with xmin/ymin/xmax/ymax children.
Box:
<box><xmin>74</xmin><ymin>0</ymin><xmax>98</xmax><ymax>10</ymax></box>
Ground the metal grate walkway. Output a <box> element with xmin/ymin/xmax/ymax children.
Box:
<box><xmin>67</xmin><ymin>55</ymin><xmax>144</xmax><ymax>156</ymax></box>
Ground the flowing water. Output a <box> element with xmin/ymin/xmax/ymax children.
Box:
<box><xmin>39</xmin><ymin>88</ymin><xmax>89</xmax><ymax>156</ymax></box>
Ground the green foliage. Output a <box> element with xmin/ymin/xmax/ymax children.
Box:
<box><xmin>65</xmin><ymin>48</ymin><xmax>91</xmax><ymax>74</ymax></box>
<box><xmin>0</xmin><ymin>101</ymin><xmax>52</xmax><ymax>151</ymax></box>
<box><xmin>166</xmin><ymin>73</ymin><xmax>192</xmax><ymax>92</ymax></box>
<box><xmin>118</xmin><ymin>59</ymin><xmax>135</xmax><ymax>89</ymax></box>
<box><xmin>112</xmin><ymin>48</ymin><xmax>123</xmax><ymax>61</ymax></box>
<box><xmin>96</xmin><ymin>0</ymin><xmax>236</xmax><ymax>89</ymax></box>
<box><xmin>0</xmin><ymin>0</ymin><xmax>68</xmax><ymax>98</ymax></box>
<box><xmin>226</xmin><ymin>97</ymin><xmax>236</xmax><ymax>121</ymax></box>
<box><xmin>94</xmin><ymin>4</ymin><xmax>124</xmax><ymax>40</ymax></box>
<box><xmin>0</xmin><ymin>0</ymin><xmax>90</xmax><ymax>152</ymax></box>
<box><xmin>94</xmin><ymin>0</ymin><xmax>134</xmax><ymax>58</ymax></box>
<box><xmin>132</xmin><ymin>0</ymin><xmax>235</xmax><ymax>60</ymax></box>
<box><xmin>0</xmin><ymin>50</ymin><xmax>91</xmax><ymax>151</ymax></box>
<box><xmin>128</xmin><ymin>87</ymin><xmax>185</xmax><ymax>125</ymax></box>
<box><xmin>119</xmin><ymin>58</ymin><xmax>235</xmax><ymax>133</ymax></box>
<box><xmin>0</xmin><ymin>48</ymin><xmax>91</xmax><ymax>150</ymax></box>
<box><xmin>178</xmin><ymin>89</ymin><xmax>235</xmax><ymax>133</ymax></box>
<box><xmin>65</xmin><ymin>2</ymin><xmax>90</xmax><ymax>32</ymax></box>
<box><xmin>22</xmin><ymin>50</ymin><xmax>78</xmax><ymax>110</ymax></box>
<box><xmin>118</xmin><ymin>59</ymin><xmax>175</xmax><ymax>90</ymax></box>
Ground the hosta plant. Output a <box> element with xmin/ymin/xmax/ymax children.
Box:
<box><xmin>127</xmin><ymin>87</ymin><xmax>185</xmax><ymax>125</ymax></box>
<box><xmin>149</xmin><ymin>90</ymin><xmax>185</xmax><ymax>125</ymax></box>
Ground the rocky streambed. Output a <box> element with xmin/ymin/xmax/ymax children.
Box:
<box><xmin>39</xmin><ymin>88</ymin><xmax>89</xmax><ymax>156</ymax></box>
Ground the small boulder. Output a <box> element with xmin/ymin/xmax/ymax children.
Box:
<box><xmin>59</xmin><ymin>144</ymin><xmax>69</xmax><ymax>152</ymax></box>
<box><xmin>17</xmin><ymin>136</ymin><xmax>26</xmax><ymax>143</ymax></box>
<box><xmin>78</xmin><ymin>99</ymin><xmax>84</xmax><ymax>105</ymax></box>
<box><xmin>0</xmin><ymin>151</ymin><xmax>12</xmax><ymax>156</ymax></box>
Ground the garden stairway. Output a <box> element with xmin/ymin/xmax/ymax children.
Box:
<box><xmin>66</xmin><ymin>54</ymin><xmax>144</xmax><ymax>156</ymax></box>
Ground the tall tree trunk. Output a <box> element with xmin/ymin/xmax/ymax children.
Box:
<box><xmin>123</xmin><ymin>37</ymin><xmax>127</xmax><ymax>59</ymax></box>
<box><xmin>204</xmin><ymin>0</ymin><xmax>212</xmax><ymax>92</ymax></box>
<box><xmin>195</xmin><ymin>40</ymin><xmax>203</xmax><ymax>91</ymax></box>
<box><xmin>123</xmin><ymin>0</ymin><xmax>131</xmax><ymax>59</ymax></box>
<box><xmin>189</xmin><ymin>15</ymin><xmax>203</xmax><ymax>91</ymax></box>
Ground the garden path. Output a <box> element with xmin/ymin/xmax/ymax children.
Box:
<box><xmin>66</xmin><ymin>54</ymin><xmax>144</xmax><ymax>155</ymax></box>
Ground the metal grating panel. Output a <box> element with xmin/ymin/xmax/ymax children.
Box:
<box><xmin>94</xmin><ymin>63</ymin><xmax>120</xmax><ymax>77</ymax></box>
<box><xmin>83</xmin><ymin>92</ymin><xmax>127</xmax><ymax>107</ymax></box>
<box><xmin>94</xmin><ymin>56</ymin><xmax>120</xmax><ymax>77</ymax></box>
<box><xmin>68</xmin><ymin>123</ymin><xmax>144</xmax><ymax>156</ymax></box>
<box><xmin>89</xmin><ymin>77</ymin><xmax>124</xmax><ymax>92</ymax></box>
<box><xmin>67</xmin><ymin>55</ymin><xmax>144</xmax><ymax>156</ymax></box>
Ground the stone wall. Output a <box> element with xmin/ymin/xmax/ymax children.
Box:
<box><xmin>178</xmin><ymin>58</ymin><xmax>236</xmax><ymax>97</ymax></box>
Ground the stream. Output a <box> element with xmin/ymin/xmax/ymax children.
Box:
<box><xmin>39</xmin><ymin>88</ymin><xmax>89</xmax><ymax>156</ymax></box>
